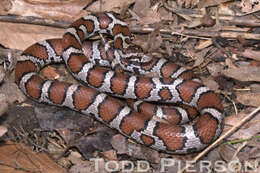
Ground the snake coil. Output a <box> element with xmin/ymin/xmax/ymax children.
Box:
<box><xmin>15</xmin><ymin>12</ymin><xmax>224</xmax><ymax>154</ymax></box>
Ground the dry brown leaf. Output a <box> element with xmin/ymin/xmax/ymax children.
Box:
<box><xmin>207</xmin><ymin>63</ymin><xmax>225</xmax><ymax>76</ymax></box>
<box><xmin>0</xmin><ymin>126</ymin><xmax>7</xmax><ymax>137</ymax></box>
<box><xmin>0</xmin><ymin>22</ymin><xmax>64</xmax><ymax>50</ymax></box>
<box><xmin>219</xmin><ymin>144</ymin><xmax>241</xmax><ymax>162</ymax></box>
<box><xmin>236</xmin><ymin>92</ymin><xmax>260</xmax><ymax>107</ymax></box>
<box><xmin>110</xmin><ymin>134</ymin><xmax>160</xmax><ymax>163</ymax></box>
<box><xmin>222</xmin><ymin>65</ymin><xmax>260</xmax><ymax>82</ymax></box>
<box><xmin>0</xmin><ymin>0</ymin><xmax>12</xmax><ymax>15</ymax></box>
<box><xmin>0</xmin><ymin>93</ymin><xmax>8</xmax><ymax>116</ymax></box>
<box><xmin>201</xmin><ymin>77</ymin><xmax>219</xmax><ymax>91</ymax></box>
<box><xmin>102</xmin><ymin>150</ymin><xmax>118</xmax><ymax>160</ymax></box>
<box><xmin>110</xmin><ymin>134</ymin><xmax>128</xmax><ymax>154</ymax></box>
<box><xmin>224</xmin><ymin>108</ymin><xmax>260</xmax><ymax>140</ymax></box>
<box><xmin>250</xmin><ymin>84</ymin><xmax>260</xmax><ymax>93</ymax></box>
<box><xmin>185</xmin><ymin>18</ymin><xmax>202</xmax><ymax>28</ymax></box>
<box><xmin>195</xmin><ymin>39</ymin><xmax>213</xmax><ymax>50</ymax></box>
<box><xmin>158</xmin><ymin>6</ymin><xmax>173</xmax><ymax>21</ymax></box>
<box><xmin>147</xmin><ymin>30</ymin><xmax>162</xmax><ymax>52</ymax></box>
<box><xmin>225</xmin><ymin>58</ymin><xmax>237</xmax><ymax>68</ymax></box>
<box><xmin>133</xmin><ymin>30</ymin><xmax>162</xmax><ymax>54</ymax></box>
<box><xmin>138</xmin><ymin>9</ymin><xmax>161</xmax><ymax>25</ymax></box>
<box><xmin>87</xmin><ymin>0</ymin><xmax>136</xmax><ymax>13</ymax></box>
<box><xmin>240</xmin><ymin>49</ymin><xmax>260</xmax><ymax>61</ymax></box>
<box><xmin>192</xmin><ymin>47</ymin><xmax>212</xmax><ymax>67</ymax></box>
<box><xmin>0</xmin><ymin>142</ymin><xmax>66</xmax><ymax>173</ymax></box>
<box><xmin>132</xmin><ymin>0</ymin><xmax>162</xmax><ymax>25</ymax></box>
<box><xmin>201</xmin><ymin>13</ymin><xmax>216</xmax><ymax>27</ymax></box>
<box><xmin>197</xmin><ymin>0</ymin><xmax>231</xmax><ymax>8</ymax></box>
<box><xmin>132</xmin><ymin>0</ymin><xmax>150</xmax><ymax>17</ymax></box>
<box><xmin>192</xmin><ymin>54</ymin><xmax>204</xmax><ymax>67</ymax></box>
<box><xmin>1</xmin><ymin>0</ymin><xmax>92</xmax><ymax>21</ymax></box>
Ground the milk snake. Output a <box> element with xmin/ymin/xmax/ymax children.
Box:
<box><xmin>15</xmin><ymin>12</ymin><xmax>224</xmax><ymax>154</ymax></box>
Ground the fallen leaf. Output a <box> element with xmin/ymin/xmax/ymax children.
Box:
<box><xmin>34</xmin><ymin>105</ymin><xmax>94</xmax><ymax>144</ymax></box>
<box><xmin>73</xmin><ymin>127</ymin><xmax>115</xmax><ymax>159</ymax></box>
<box><xmin>222</xmin><ymin>65</ymin><xmax>260</xmax><ymax>82</ymax></box>
<box><xmin>2</xmin><ymin>0</ymin><xmax>92</xmax><ymax>21</ymax></box>
<box><xmin>0</xmin><ymin>142</ymin><xmax>66</xmax><ymax>173</ymax></box>
<box><xmin>219</xmin><ymin>144</ymin><xmax>242</xmax><ymax>162</ymax></box>
<box><xmin>87</xmin><ymin>0</ymin><xmax>135</xmax><ymax>13</ymax></box>
<box><xmin>185</xmin><ymin>18</ymin><xmax>202</xmax><ymax>28</ymax></box>
<box><xmin>0</xmin><ymin>93</ymin><xmax>8</xmax><ymax>116</ymax></box>
<box><xmin>0</xmin><ymin>81</ymin><xmax>27</xmax><ymax>104</ymax></box>
<box><xmin>200</xmin><ymin>13</ymin><xmax>216</xmax><ymax>27</ymax></box>
<box><xmin>240</xmin><ymin>49</ymin><xmax>260</xmax><ymax>61</ymax></box>
<box><xmin>201</xmin><ymin>76</ymin><xmax>219</xmax><ymax>90</ymax></box>
<box><xmin>197</xmin><ymin>0</ymin><xmax>231</xmax><ymax>8</ymax></box>
<box><xmin>102</xmin><ymin>150</ymin><xmax>118</xmax><ymax>160</ymax></box>
<box><xmin>225</xmin><ymin>108</ymin><xmax>260</xmax><ymax>140</ymax></box>
<box><xmin>147</xmin><ymin>31</ymin><xmax>162</xmax><ymax>52</ymax></box>
<box><xmin>192</xmin><ymin>47</ymin><xmax>212</xmax><ymax>67</ymax></box>
<box><xmin>206</xmin><ymin>63</ymin><xmax>225</xmax><ymax>76</ymax></box>
<box><xmin>133</xmin><ymin>0</ymin><xmax>151</xmax><ymax>17</ymax></box>
<box><xmin>214</xmin><ymin>75</ymin><xmax>234</xmax><ymax>90</ymax></box>
<box><xmin>158</xmin><ymin>6</ymin><xmax>173</xmax><ymax>21</ymax></box>
<box><xmin>138</xmin><ymin>9</ymin><xmax>162</xmax><ymax>25</ymax></box>
<box><xmin>110</xmin><ymin>134</ymin><xmax>160</xmax><ymax>163</ymax></box>
<box><xmin>236</xmin><ymin>92</ymin><xmax>260</xmax><ymax>107</ymax></box>
<box><xmin>195</xmin><ymin>39</ymin><xmax>213</xmax><ymax>50</ymax></box>
<box><xmin>0</xmin><ymin>22</ymin><xmax>64</xmax><ymax>50</ymax></box>
<box><xmin>0</xmin><ymin>0</ymin><xmax>11</xmax><ymax>15</ymax></box>
<box><xmin>250</xmin><ymin>84</ymin><xmax>260</xmax><ymax>93</ymax></box>
<box><xmin>0</xmin><ymin>126</ymin><xmax>7</xmax><ymax>137</ymax></box>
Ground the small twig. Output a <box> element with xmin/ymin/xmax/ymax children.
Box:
<box><xmin>0</xmin><ymin>15</ymin><xmax>68</xmax><ymax>28</ymax></box>
<box><xmin>162</xmin><ymin>31</ymin><xmax>210</xmax><ymax>40</ymax></box>
<box><xmin>131</xmin><ymin>26</ymin><xmax>260</xmax><ymax>40</ymax></box>
<box><xmin>178</xmin><ymin>106</ymin><xmax>260</xmax><ymax>173</ymax></box>
<box><xmin>233</xmin><ymin>88</ymin><xmax>251</xmax><ymax>91</ymax></box>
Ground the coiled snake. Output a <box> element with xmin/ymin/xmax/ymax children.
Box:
<box><xmin>15</xmin><ymin>12</ymin><xmax>224</xmax><ymax>154</ymax></box>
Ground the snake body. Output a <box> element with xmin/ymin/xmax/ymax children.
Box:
<box><xmin>15</xmin><ymin>12</ymin><xmax>224</xmax><ymax>154</ymax></box>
